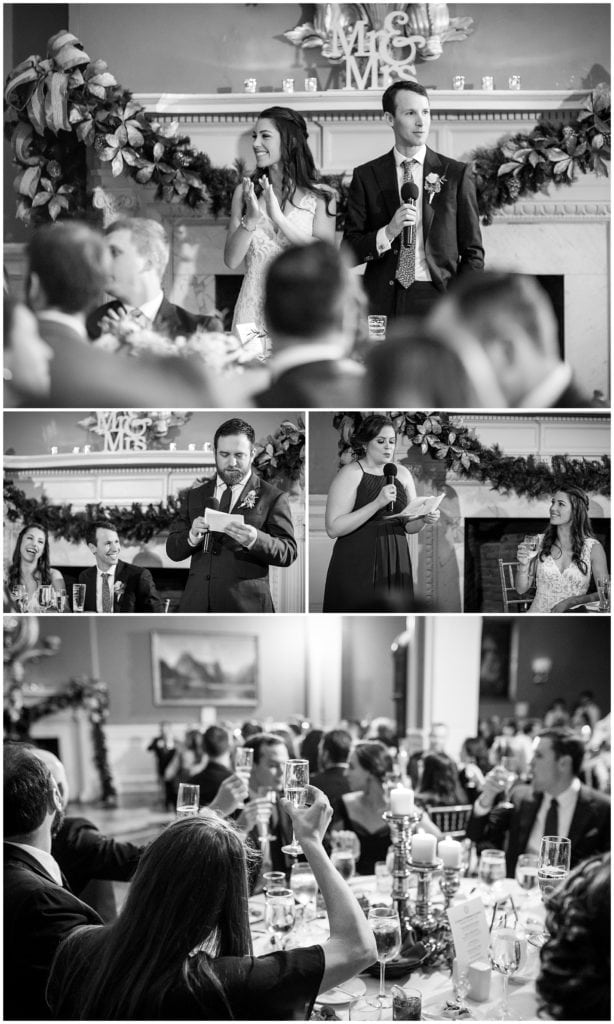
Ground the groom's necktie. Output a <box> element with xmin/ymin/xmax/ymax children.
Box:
<box><xmin>101</xmin><ymin>573</ymin><xmax>113</xmax><ymax>613</ymax></box>
<box><xmin>396</xmin><ymin>159</ymin><xmax>417</xmax><ymax>289</ymax></box>
<box><xmin>219</xmin><ymin>486</ymin><xmax>233</xmax><ymax>513</ymax></box>
<box><xmin>543</xmin><ymin>796</ymin><xmax>559</xmax><ymax>838</ymax></box>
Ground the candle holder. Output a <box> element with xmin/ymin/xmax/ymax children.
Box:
<box><xmin>439</xmin><ymin>865</ymin><xmax>462</xmax><ymax>924</ymax></box>
<box><xmin>383</xmin><ymin>810</ymin><xmax>422</xmax><ymax>940</ymax></box>
<box><xmin>407</xmin><ymin>855</ymin><xmax>443</xmax><ymax>932</ymax></box>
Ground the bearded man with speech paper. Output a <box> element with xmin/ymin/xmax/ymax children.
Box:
<box><xmin>166</xmin><ymin>418</ymin><xmax>297</xmax><ymax>612</ymax></box>
<box><xmin>343</xmin><ymin>80</ymin><xmax>484</xmax><ymax>321</ymax></box>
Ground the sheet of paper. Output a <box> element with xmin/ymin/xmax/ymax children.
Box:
<box><xmin>385</xmin><ymin>493</ymin><xmax>444</xmax><ymax>520</ymax></box>
<box><xmin>204</xmin><ymin>509</ymin><xmax>245</xmax><ymax>533</ymax></box>
<box><xmin>446</xmin><ymin>896</ymin><xmax>490</xmax><ymax>968</ymax></box>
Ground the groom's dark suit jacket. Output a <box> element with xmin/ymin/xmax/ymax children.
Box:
<box><xmin>343</xmin><ymin>147</ymin><xmax>484</xmax><ymax>316</ymax></box>
<box><xmin>87</xmin><ymin>295</ymin><xmax>221</xmax><ymax>340</ymax></box>
<box><xmin>78</xmin><ymin>559</ymin><xmax>163</xmax><ymax>613</ymax></box>
<box><xmin>3</xmin><ymin>843</ymin><xmax>101</xmax><ymax>1020</ymax></box>
<box><xmin>466</xmin><ymin>782</ymin><xmax>610</xmax><ymax>876</ymax></box>
<box><xmin>166</xmin><ymin>472</ymin><xmax>297</xmax><ymax>612</ymax></box>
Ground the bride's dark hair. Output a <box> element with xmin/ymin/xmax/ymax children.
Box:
<box><xmin>251</xmin><ymin>105</ymin><xmax>335</xmax><ymax>214</ymax></box>
<box><xmin>8</xmin><ymin>521</ymin><xmax>53</xmax><ymax>591</ymax></box>
<box><xmin>539</xmin><ymin>485</ymin><xmax>595</xmax><ymax>576</ymax></box>
<box><xmin>350</xmin><ymin>414</ymin><xmax>396</xmax><ymax>460</ymax></box>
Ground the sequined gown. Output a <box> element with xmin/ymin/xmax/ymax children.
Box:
<box><xmin>323</xmin><ymin>466</ymin><xmax>414</xmax><ymax>612</ymax></box>
<box><xmin>528</xmin><ymin>537</ymin><xmax>597</xmax><ymax>612</ymax></box>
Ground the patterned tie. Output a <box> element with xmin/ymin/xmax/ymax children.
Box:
<box><xmin>395</xmin><ymin>159</ymin><xmax>417</xmax><ymax>289</ymax></box>
<box><xmin>101</xmin><ymin>573</ymin><xmax>113</xmax><ymax>613</ymax></box>
<box><xmin>219</xmin><ymin>486</ymin><xmax>233</xmax><ymax>513</ymax></box>
<box><xmin>543</xmin><ymin>796</ymin><xmax>559</xmax><ymax>838</ymax></box>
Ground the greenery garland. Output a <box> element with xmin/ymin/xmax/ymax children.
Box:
<box><xmin>333</xmin><ymin>412</ymin><xmax>610</xmax><ymax>499</ymax></box>
<box><xmin>4</xmin><ymin>31</ymin><xmax>609</xmax><ymax>227</ymax></box>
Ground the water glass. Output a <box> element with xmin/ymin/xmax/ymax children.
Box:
<box><xmin>264</xmin><ymin>886</ymin><xmax>295</xmax><ymax>947</ymax></box>
<box><xmin>304</xmin><ymin>77</ymin><xmax>318</xmax><ymax>92</ymax></box>
<box><xmin>596</xmin><ymin>575</ymin><xmax>610</xmax><ymax>611</ymax></box>
<box><xmin>243</xmin><ymin>78</ymin><xmax>257</xmax><ymax>93</ymax></box>
<box><xmin>367</xmin><ymin>314</ymin><xmax>387</xmax><ymax>341</ymax></box>
<box><xmin>509</xmin><ymin>75</ymin><xmax>521</xmax><ymax>90</ymax></box>
<box><xmin>375</xmin><ymin>860</ymin><xmax>393</xmax><ymax>896</ymax></box>
<box><xmin>479</xmin><ymin>849</ymin><xmax>506</xmax><ymax>902</ymax></box>
<box><xmin>350</xmin><ymin>996</ymin><xmax>383</xmax><ymax>1020</ymax></box>
<box><xmin>262</xmin><ymin>870</ymin><xmax>286</xmax><ymax>894</ymax></box>
<box><xmin>55</xmin><ymin>589</ymin><xmax>68</xmax><ymax>613</ymax></box>
<box><xmin>515</xmin><ymin>853</ymin><xmax>538</xmax><ymax>896</ymax></box>
<box><xmin>290</xmin><ymin>862</ymin><xmax>317</xmax><ymax>918</ymax></box>
<box><xmin>38</xmin><ymin>585</ymin><xmax>53</xmax><ymax>612</ymax></box>
<box><xmin>176</xmin><ymin>782</ymin><xmax>200</xmax><ymax>818</ymax></box>
<box><xmin>482</xmin><ymin>75</ymin><xmax>494</xmax><ymax>90</ymax></box>
<box><xmin>331</xmin><ymin>848</ymin><xmax>356</xmax><ymax>881</ymax></box>
<box><xmin>282</xmin><ymin>77</ymin><xmax>295</xmax><ymax>93</ymax></box>
<box><xmin>393</xmin><ymin>986</ymin><xmax>421</xmax><ymax>1020</ymax></box>
<box><xmin>72</xmin><ymin>583</ymin><xmax>86</xmax><ymax>613</ymax></box>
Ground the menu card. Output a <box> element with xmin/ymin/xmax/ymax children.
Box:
<box><xmin>446</xmin><ymin>896</ymin><xmax>490</xmax><ymax>968</ymax></box>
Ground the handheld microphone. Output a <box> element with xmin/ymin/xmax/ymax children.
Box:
<box><xmin>202</xmin><ymin>497</ymin><xmax>220</xmax><ymax>552</ymax></box>
<box><xmin>383</xmin><ymin>463</ymin><xmax>398</xmax><ymax>513</ymax></box>
<box><xmin>400</xmin><ymin>181</ymin><xmax>419</xmax><ymax>248</ymax></box>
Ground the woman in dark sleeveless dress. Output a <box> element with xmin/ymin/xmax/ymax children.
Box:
<box><xmin>322</xmin><ymin>415</ymin><xmax>440</xmax><ymax>612</ymax></box>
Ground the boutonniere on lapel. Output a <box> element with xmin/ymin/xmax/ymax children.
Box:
<box><xmin>236</xmin><ymin>489</ymin><xmax>258</xmax><ymax>511</ymax></box>
<box><xmin>113</xmin><ymin>581</ymin><xmax>125</xmax><ymax>606</ymax></box>
<box><xmin>424</xmin><ymin>171</ymin><xmax>447</xmax><ymax>205</ymax></box>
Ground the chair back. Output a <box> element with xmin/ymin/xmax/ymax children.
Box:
<box><xmin>427</xmin><ymin>803</ymin><xmax>473</xmax><ymax>839</ymax></box>
<box><xmin>498</xmin><ymin>559</ymin><xmax>534</xmax><ymax>613</ymax></box>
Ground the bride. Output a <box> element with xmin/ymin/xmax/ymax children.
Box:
<box><xmin>224</xmin><ymin>106</ymin><xmax>336</xmax><ymax>342</ymax></box>
<box><xmin>516</xmin><ymin>486</ymin><xmax>608</xmax><ymax>612</ymax></box>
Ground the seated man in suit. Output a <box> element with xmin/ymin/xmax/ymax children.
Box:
<box><xmin>239</xmin><ymin>732</ymin><xmax>292</xmax><ymax>874</ymax></box>
<box><xmin>166</xmin><ymin>417</ymin><xmax>297</xmax><ymax>612</ymax></box>
<box><xmin>343</xmin><ymin>80</ymin><xmax>484</xmax><ymax>322</ymax></box>
<box><xmin>429</xmin><ymin>272</ymin><xmax>591</xmax><ymax>408</ymax></box>
<box><xmin>253</xmin><ymin>241</ymin><xmax>365</xmax><ymax>408</ymax></box>
<box><xmin>79</xmin><ymin>520</ymin><xmax>164</xmax><ymax>613</ymax></box>
<box><xmin>467</xmin><ymin>727</ymin><xmax>610</xmax><ymax>876</ymax></box>
<box><xmin>188</xmin><ymin>725</ymin><xmax>234</xmax><ymax>805</ymax></box>
<box><xmin>3</xmin><ymin>744</ymin><xmax>101</xmax><ymax>1020</ymax></box>
<box><xmin>311</xmin><ymin>729</ymin><xmax>352</xmax><ymax>805</ymax></box>
<box><xmin>87</xmin><ymin>217</ymin><xmax>222</xmax><ymax>339</ymax></box>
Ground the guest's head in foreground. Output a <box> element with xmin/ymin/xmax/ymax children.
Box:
<box><xmin>264</xmin><ymin>240</ymin><xmax>364</xmax><ymax>356</ymax></box>
<box><xmin>366</xmin><ymin>319</ymin><xmax>507</xmax><ymax>407</ymax></box>
<box><xmin>251</xmin><ymin>105</ymin><xmax>333</xmax><ymax>208</ymax></box>
<box><xmin>85</xmin><ymin>520</ymin><xmax>122</xmax><ymax>571</ymax></box>
<box><xmin>103</xmin><ymin>217</ymin><xmax>169</xmax><ymax>307</ymax></box>
<box><xmin>8</xmin><ymin>521</ymin><xmax>54</xmax><ymax>592</ymax></box>
<box><xmin>429</xmin><ymin>272</ymin><xmax>583</xmax><ymax>407</ymax></box>
<box><xmin>3</xmin><ymin>297</ymin><xmax>53</xmax><ymax>406</ymax></box>
<box><xmin>26</xmin><ymin>221</ymin><xmax>109</xmax><ymax>317</ymax></box>
<box><xmin>213</xmin><ymin>417</ymin><xmax>256</xmax><ymax>486</ymax></box>
<box><xmin>4</xmin><ymin>742</ymin><xmax>64</xmax><ymax>844</ymax></box>
<box><xmin>537</xmin><ymin>852</ymin><xmax>610</xmax><ymax>1020</ymax></box>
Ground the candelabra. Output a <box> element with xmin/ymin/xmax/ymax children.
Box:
<box><xmin>406</xmin><ymin>855</ymin><xmax>443</xmax><ymax>932</ymax></box>
<box><xmin>383</xmin><ymin>809</ymin><xmax>422</xmax><ymax>940</ymax></box>
<box><xmin>439</xmin><ymin>865</ymin><xmax>462</xmax><ymax>927</ymax></box>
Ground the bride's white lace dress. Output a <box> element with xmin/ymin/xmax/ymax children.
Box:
<box><xmin>232</xmin><ymin>193</ymin><xmax>317</xmax><ymax>336</ymax></box>
<box><xmin>528</xmin><ymin>537</ymin><xmax>596</xmax><ymax>612</ymax></box>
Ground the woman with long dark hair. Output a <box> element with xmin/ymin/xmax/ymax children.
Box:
<box><xmin>516</xmin><ymin>486</ymin><xmax>608</xmax><ymax>612</ymax></box>
<box><xmin>224</xmin><ymin>106</ymin><xmax>336</xmax><ymax>339</ymax></box>
<box><xmin>7</xmin><ymin>522</ymin><xmax>65</xmax><ymax>610</ymax></box>
<box><xmin>416</xmin><ymin>752</ymin><xmax>468</xmax><ymax>807</ymax></box>
<box><xmin>322</xmin><ymin>414</ymin><xmax>440</xmax><ymax>611</ymax></box>
<box><xmin>47</xmin><ymin>798</ymin><xmax>375</xmax><ymax>1019</ymax></box>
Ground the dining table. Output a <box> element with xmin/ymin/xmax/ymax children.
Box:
<box><xmin>249</xmin><ymin>873</ymin><xmax>546</xmax><ymax>1021</ymax></box>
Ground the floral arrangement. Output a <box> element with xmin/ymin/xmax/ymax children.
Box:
<box><xmin>253</xmin><ymin>418</ymin><xmax>306</xmax><ymax>488</ymax></box>
<box><xmin>5</xmin><ymin>30</ymin><xmax>608</xmax><ymax>229</ymax></box>
<box><xmin>333</xmin><ymin>412</ymin><xmax>610</xmax><ymax>499</ymax></box>
<box><xmin>93</xmin><ymin>319</ymin><xmax>270</xmax><ymax>369</ymax></box>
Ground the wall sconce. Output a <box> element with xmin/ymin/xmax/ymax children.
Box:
<box><xmin>531</xmin><ymin>656</ymin><xmax>552</xmax><ymax>685</ymax></box>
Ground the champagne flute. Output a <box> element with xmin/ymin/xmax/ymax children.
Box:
<box><xmin>490</xmin><ymin>926</ymin><xmax>522</xmax><ymax>1019</ymax></box>
<box><xmin>264</xmin><ymin>886</ymin><xmax>296</xmax><ymax>948</ymax></box>
<box><xmin>176</xmin><ymin>782</ymin><xmax>200</xmax><ymax>818</ymax></box>
<box><xmin>530</xmin><ymin>836</ymin><xmax>571</xmax><ymax>947</ymax></box>
<box><xmin>234</xmin><ymin>746</ymin><xmax>254</xmax><ymax>809</ymax></box>
<box><xmin>368</xmin><ymin>904</ymin><xmax>402</xmax><ymax>1009</ymax></box>
<box><xmin>281</xmin><ymin>759</ymin><xmax>309</xmax><ymax>856</ymax></box>
<box><xmin>498</xmin><ymin>755</ymin><xmax>518</xmax><ymax>810</ymax></box>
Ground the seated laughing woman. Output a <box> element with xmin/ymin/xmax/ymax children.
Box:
<box><xmin>47</xmin><ymin>794</ymin><xmax>375</xmax><ymax>1020</ymax></box>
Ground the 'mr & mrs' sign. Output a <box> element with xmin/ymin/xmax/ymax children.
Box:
<box><xmin>330</xmin><ymin>10</ymin><xmax>425</xmax><ymax>90</ymax></box>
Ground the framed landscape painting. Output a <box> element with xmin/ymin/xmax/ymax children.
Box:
<box><xmin>151</xmin><ymin>632</ymin><xmax>258</xmax><ymax>706</ymax></box>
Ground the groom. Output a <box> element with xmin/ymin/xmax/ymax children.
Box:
<box><xmin>343</xmin><ymin>80</ymin><xmax>484</xmax><ymax>320</ymax></box>
<box><xmin>166</xmin><ymin>418</ymin><xmax>297</xmax><ymax>612</ymax></box>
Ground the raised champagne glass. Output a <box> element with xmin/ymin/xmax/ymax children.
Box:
<box><xmin>281</xmin><ymin>759</ymin><xmax>309</xmax><ymax>857</ymax></box>
<box><xmin>176</xmin><ymin>783</ymin><xmax>200</xmax><ymax>818</ymax></box>
<box><xmin>368</xmin><ymin>904</ymin><xmax>402</xmax><ymax>1010</ymax></box>
<box><xmin>234</xmin><ymin>745</ymin><xmax>254</xmax><ymax>809</ymax></box>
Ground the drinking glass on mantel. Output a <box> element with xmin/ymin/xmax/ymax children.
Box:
<box><xmin>368</xmin><ymin>904</ymin><xmax>402</xmax><ymax>1010</ymax></box>
<box><xmin>281</xmin><ymin>759</ymin><xmax>309</xmax><ymax>856</ymax></box>
<box><xmin>176</xmin><ymin>783</ymin><xmax>200</xmax><ymax>818</ymax></box>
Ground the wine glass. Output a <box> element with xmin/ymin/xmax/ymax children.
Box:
<box><xmin>37</xmin><ymin>585</ymin><xmax>53</xmax><ymax>613</ymax></box>
<box><xmin>368</xmin><ymin>904</ymin><xmax>402</xmax><ymax>1010</ymax></box>
<box><xmin>490</xmin><ymin>926</ymin><xmax>522</xmax><ymax>1019</ymax></box>
<box><xmin>515</xmin><ymin>853</ymin><xmax>538</xmax><ymax>902</ymax></box>
<box><xmin>264</xmin><ymin>886</ymin><xmax>296</xmax><ymax>948</ymax></box>
<box><xmin>281</xmin><ymin>759</ymin><xmax>309</xmax><ymax>856</ymax></box>
<box><xmin>289</xmin><ymin>862</ymin><xmax>317</xmax><ymax>923</ymax></box>
<box><xmin>234</xmin><ymin>745</ymin><xmax>254</xmax><ymax>809</ymax></box>
<box><xmin>9</xmin><ymin>583</ymin><xmax>28</xmax><ymax>612</ymax></box>
<box><xmin>478</xmin><ymin>848</ymin><xmax>506</xmax><ymax>904</ymax></box>
<box><xmin>176</xmin><ymin>783</ymin><xmax>200</xmax><ymax>818</ymax></box>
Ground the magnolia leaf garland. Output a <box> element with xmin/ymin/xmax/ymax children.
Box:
<box><xmin>332</xmin><ymin>412</ymin><xmax>610</xmax><ymax>498</ymax></box>
<box><xmin>4</xmin><ymin>31</ymin><xmax>610</xmax><ymax>226</ymax></box>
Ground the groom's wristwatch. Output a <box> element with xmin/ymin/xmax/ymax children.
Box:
<box><xmin>240</xmin><ymin>215</ymin><xmax>256</xmax><ymax>232</ymax></box>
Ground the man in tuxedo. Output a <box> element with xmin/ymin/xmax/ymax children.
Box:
<box><xmin>467</xmin><ymin>727</ymin><xmax>610</xmax><ymax>876</ymax></box>
<box><xmin>87</xmin><ymin>217</ymin><xmax>222</xmax><ymax>340</ymax></box>
<box><xmin>26</xmin><ymin>222</ymin><xmax>214</xmax><ymax>407</ymax></box>
<box><xmin>311</xmin><ymin>729</ymin><xmax>352</xmax><ymax>805</ymax></box>
<box><xmin>253</xmin><ymin>241</ymin><xmax>365</xmax><ymax>408</ymax></box>
<box><xmin>79</xmin><ymin>520</ymin><xmax>164</xmax><ymax>613</ymax></box>
<box><xmin>3</xmin><ymin>744</ymin><xmax>101</xmax><ymax>1020</ymax></box>
<box><xmin>429</xmin><ymin>271</ymin><xmax>591</xmax><ymax>407</ymax></box>
<box><xmin>343</xmin><ymin>80</ymin><xmax>484</xmax><ymax>321</ymax></box>
<box><xmin>166</xmin><ymin>417</ymin><xmax>297</xmax><ymax>612</ymax></box>
<box><xmin>188</xmin><ymin>726</ymin><xmax>234</xmax><ymax>805</ymax></box>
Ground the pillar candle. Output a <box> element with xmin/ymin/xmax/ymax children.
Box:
<box><xmin>390</xmin><ymin>787</ymin><xmax>414</xmax><ymax>815</ymax></box>
<box><xmin>438</xmin><ymin>835</ymin><xmax>463</xmax><ymax>868</ymax></box>
<box><xmin>411</xmin><ymin>830</ymin><xmax>437</xmax><ymax>864</ymax></box>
